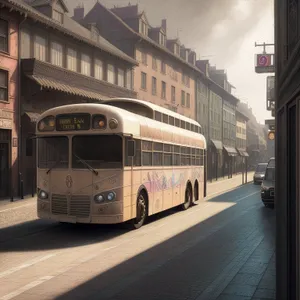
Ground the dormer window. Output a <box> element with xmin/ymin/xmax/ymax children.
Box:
<box><xmin>53</xmin><ymin>10</ymin><xmax>63</xmax><ymax>23</ymax></box>
<box><xmin>159</xmin><ymin>32</ymin><xmax>166</xmax><ymax>46</ymax></box>
<box><xmin>139</xmin><ymin>19</ymin><xmax>148</xmax><ymax>36</ymax></box>
<box><xmin>174</xmin><ymin>44</ymin><xmax>180</xmax><ymax>56</ymax></box>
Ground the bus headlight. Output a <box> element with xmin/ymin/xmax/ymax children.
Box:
<box><xmin>107</xmin><ymin>192</ymin><xmax>116</xmax><ymax>201</ymax></box>
<box><xmin>94</xmin><ymin>194</ymin><xmax>105</xmax><ymax>203</ymax></box>
<box><xmin>38</xmin><ymin>190</ymin><xmax>48</xmax><ymax>200</ymax></box>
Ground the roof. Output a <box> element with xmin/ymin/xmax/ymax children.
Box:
<box><xmin>37</xmin><ymin>103</ymin><xmax>207</xmax><ymax>149</ymax></box>
<box><xmin>87</xmin><ymin>2</ymin><xmax>240</xmax><ymax>105</ymax></box>
<box><xmin>104</xmin><ymin>98</ymin><xmax>201</xmax><ymax>127</ymax></box>
<box><xmin>2</xmin><ymin>0</ymin><xmax>137</xmax><ymax>65</ymax></box>
<box><xmin>22</xmin><ymin>58</ymin><xmax>137</xmax><ymax>99</ymax></box>
<box><xmin>30</xmin><ymin>0</ymin><xmax>69</xmax><ymax>12</ymax></box>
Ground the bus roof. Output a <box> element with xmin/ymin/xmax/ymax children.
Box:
<box><xmin>105</xmin><ymin>98</ymin><xmax>201</xmax><ymax>127</ymax></box>
<box><xmin>37</xmin><ymin>103</ymin><xmax>206</xmax><ymax>149</ymax></box>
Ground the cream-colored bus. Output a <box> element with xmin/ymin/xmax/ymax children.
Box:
<box><xmin>36</xmin><ymin>98</ymin><xmax>207</xmax><ymax>229</ymax></box>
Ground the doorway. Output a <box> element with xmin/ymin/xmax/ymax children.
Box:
<box><xmin>0</xmin><ymin>129</ymin><xmax>11</xmax><ymax>198</ymax></box>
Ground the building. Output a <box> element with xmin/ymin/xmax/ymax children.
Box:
<box><xmin>0</xmin><ymin>3</ymin><xmax>24</xmax><ymax>198</ymax></box>
<box><xmin>209</xmin><ymin>67</ymin><xmax>239</xmax><ymax>178</ymax></box>
<box><xmin>3</xmin><ymin>0</ymin><xmax>138</xmax><ymax>196</ymax></box>
<box><xmin>82</xmin><ymin>2</ymin><xmax>199</xmax><ymax>119</ymax></box>
<box><xmin>275</xmin><ymin>1</ymin><xmax>299</xmax><ymax>298</ymax></box>
<box><xmin>235</xmin><ymin>109</ymin><xmax>249</xmax><ymax>173</ymax></box>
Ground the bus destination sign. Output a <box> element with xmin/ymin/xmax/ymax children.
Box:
<box><xmin>56</xmin><ymin>114</ymin><xmax>91</xmax><ymax>131</ymax></box>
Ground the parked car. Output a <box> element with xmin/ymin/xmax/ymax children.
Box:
<box><xmin>261</xmin><ymin>158</ymin><xmax>275</xmax><ymax>208</ymax></box>
<box><xmin>253</xmin><ymin>163</ymin><xmax>268</xmax><ymax>184</ymax></box>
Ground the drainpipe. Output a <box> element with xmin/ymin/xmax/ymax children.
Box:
<box><xmin>16</xmin><ymin>13</ymin><xmax>27</xmax><ymax>200</ymax></box>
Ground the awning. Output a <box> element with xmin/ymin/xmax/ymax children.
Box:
<box><xmin>223</xmin><ymin>146</ymin><xmax>238</xmax><ymax>156</ymax></box>
<box><xmin>211</xmin><ymin>139</ymin><xmax>223</xmax><ymax>150</ymax></box>
<box><xmin>27</xmin><ymin>75</ymin><xmax>108</xmax><ymax>102</ymax></box>
<box><xmin>23</xmin><ymin>112</ymin><xmax>41</xmax><ymax>123</ymax></box>
<box><xmin>237</xmin><ymin>148</ymin><xmax>249</xmax><ymax>157</ymax></box>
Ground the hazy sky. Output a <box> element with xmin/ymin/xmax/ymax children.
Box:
<box><xmin>66</xmin><ymin>0</ymin><xmax>274</xmax><ymax>123</ymax></box>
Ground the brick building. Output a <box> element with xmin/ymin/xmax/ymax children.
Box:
<box><xmin>0</xmin><ymin>2</ymin><xmax>23</xmax><ymax>198</ymax></box>
<box><xmin>4</xmin><ymin>0</ymin><xmax>138</xmax><ymax>196</ymax></box>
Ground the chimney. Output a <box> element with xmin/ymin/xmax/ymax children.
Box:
<box><xmin>74</xmin><ymin>5</ymin><xmax>84</xmax><ymax>21</ymax></box>
<box><xmin>162</xmin><ymin>19</ymin><xmax>167</xmax><ymax>33</ymax></box>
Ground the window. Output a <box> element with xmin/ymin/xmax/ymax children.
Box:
<box><xmin>0</xmin><ymin>70</ymin><xmax>8</xmax><ymax>102</ymax></box>
<box><xmin>159</xmin><ymin>32</ymin><xmax>166</xmax><ymax>46</ymax></box>
<box><xmin>50</xmin><ymin>41</ymin><xmax>63</xmax><ymax>67</ymax></box>
<box><xmin>0</xmin><ymin>19</ymin><xmax>8</xmax><ymax>53</ymax></box>
<box><xmin>94</xmin><ymin>59</ymin><xmax>103</xmax><ymax>80</ymax></box>
<box><xmin>142</xmin><ymin>141</ymin><xmax>152</xmax><ymax>166</ymax></box>
<box><xmin>152</xmin><ymin>56</ymin><xmax>157</xmax><ymax>70</ymax></box>
<box><xmin>141</xmin><ymin>51</ymin><xmax>147</xmax><ymax>65</ymax></box>
<box><xmin>117</xmin><ymin>68</ymin><xmax>125</xmax><ymax>87</ymax></box>
<box><xmin>164</xmin><ymin>144</ymin><xmax>172</xmax><ymax>166</ymax></box>
<box><xmin>141</xmin><ymin>72</ymin><xmax>147</xmax><ymax>90</ymax></box>
<box><xmin>171</xmin><ymin>86</ymin><xmax>176</xmax><ymax>103</ymax></box>
<box><xmin>53</xmin><ymin>10</ymin><xmax>63</xmax><ymax>23</ymax></box>
<box><xmin>81</xmin><ymin>54</ymin><xmax>91</xmax><ymax>76</ymax></box>
<box><xmin>67</xmin><ymin>48</ymin><xmax>77</xmax><ymax>72</ymax></box>
<box><xmin>73</xmin><ymin>135</ymin><xmax>122</xmax><ymax>169</ymax></box>
<box><xmin>34</xmin><ymin>35</ymin><xmax>46</xmax><ymax>61</ymax></box>
<box><xmin>152</xmin><ymin>77</ymin><xmax>157</xmax><ymax>95</ymax></box>
<box><xmin>163</xmin><ymin>114</ymin><xmax>168</xmax><ymax>124</ymax></box>
<box><xmin>161</xmin><ymin>81</ymin><xmax>166</xmax><ymax>99</ymax></box>
<box><xmin>153</xmin><ymin>142</ymin><xmax>163</xmax><ymax>166</ymax></box>
<box><xmin>174</xmin><ymin>44</ymin><xmax>180</xmax><ymax>55</ymax></box>
<box><xmin>169</xmin><ymin>116</ymin><xmax>175</xmax><ymax>126</ymax></box>
<box><xmin>161</xmin><ymin>61</ymin><xmax>166</xmax><ymax>74</ymax></box>
<box><xmin>107</xmin><ymin>64</ymin><xmax>115</xmax><ymax>84</ymax></box>
<box><xmin>181</xmin><ymin>91</ymin><xmax>186</xmax><ymax>106</ymax></box>
<box><xmin>139</xmin><ymin>19</ymin><xmax>148</xmax><ymax>36</ymax></box>
<box><xmin>155</xmin><ymin>111</ymin><xmax>162</xmax><ymax>122</ymax></box>
<box><xmin>126</xmin><ymin>69</ymin><xmax>132</xmax><ymax>90</ymax></box>
<box><xmin>186</xmin><ymin>93</ymin><xmax>190</xmax><ymax>108</ymax></box>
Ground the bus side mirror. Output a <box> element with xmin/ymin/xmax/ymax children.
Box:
<box><xmin>127</xmin><ymin>140</ymin><xmax>135</xmax><ymax>157</ymax></box>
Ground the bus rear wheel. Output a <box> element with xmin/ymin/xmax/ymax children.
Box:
<box><xmin>132</xmin><ymin>192</ymin><xmax>148</xmax><ymax>229</ymax></box>
<box><xmin>181</xmin><ymin>186</ymin><xmax>192</xmax><ymax>210</ymax></box>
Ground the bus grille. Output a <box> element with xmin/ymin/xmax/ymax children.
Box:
<box><xmin>52</xmin><ymin>195</ymin><xmax>68</xmax><ymax>215</ymax></box>
<box><xmin>70</xmin><ymin>195</ymin><xmax>90</xmax><ymax>218</ymax></box>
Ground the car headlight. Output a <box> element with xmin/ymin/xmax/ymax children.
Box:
<box><xmin>107</xmin><ymin>192</ymin><xmax>116</xmax><ymax>201</ymax></box>
<box><xmin>261</xmin><ymin>186</ymin><xmax>268</xmax><ymax>192</ymax></box>
<box><xmin>94</xmin><ymin>194</ymin><xmax>105</xmax><ymax>203</ymax></box>
<box><xmin>38</xmin><ymin>190</ymin><xmax>48</xmax><ymax>200</ymax></box>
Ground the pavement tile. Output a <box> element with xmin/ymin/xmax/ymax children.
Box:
<box><xmin>230</xmin><ymin>273</ymin><xmax>263</xmax><ymax>286</ymax></box>
<box><xmin>217</xmin><ymin>295</ymin><xmax>251</xmax><ymax>300</ymax></box>
<box><xmin>252</xmin><ymin>288</ymin><xmax>276</xmax><ymax>299</ymax></box>
<box><xmin>222</xmin><ymin>284</ymin><xmax>257</xmax><ymax>297</ymax></box>
<box><xmin>239</xmin><ymin>263</ymin><xmax>268</xmax><ymax>275</ymax></box>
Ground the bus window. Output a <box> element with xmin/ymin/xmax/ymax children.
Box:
<box><xmin>181</xmin><ymin>120</ymin><xmax>186</xmax><ymax>129</ymax></box>
<box><xmin>169</xmin><ymin>116</ymin><xmax>175</xmax><ymax>126</ymax></box>
<box><xmin>164</xmin><ymin>144</ymin><xmax>172</xmax><ymax>166</ymax></box>
<box><xmin>163</xmin><ymin>114</ymin><xmax>169</xmax><ymax>124</ymax></box>
<box><xmin>142</xmin><ymin>140</ymin><xmax>152</xmax><ymax>166</ymax></box>
<box><xmin>155</xmin><ymin>111</ymin><xmax>162</xmax><ymax>122</ymax></box>
<box><xmin>173</xmin><ymin>145</ymin><xmax>180</xmax><ymax>166</ymax></box>
<box><xmin>153</xmin><ymin>143</ymin><xmax>163</xmax><ymax>166</ymax></box>
<box><xmin>191</xmin><ymin>124</ymin><xmax>194</xmax><ymax>132</ymax></box>
<box><xmin>186</xmin><ymin>122</ymin><xmax>191</xmax><ymax>131</ymax></box>
<box><xmin>175</xmin><ymin>118</ymin><xmax>180</xmax><ymax>127</ymax></box>
<box><xmin>72</xmin><ymin>135</ymin><xmax>122</xmax><ymax>169</ymax></box>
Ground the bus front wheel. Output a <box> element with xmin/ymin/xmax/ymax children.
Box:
<box><xmin>132</xmin><ymin>191</ymin><xmax>148</xmax><ymax>229</ymax></box>
<box><xmin>181</xmin><ymin>185</ymin><xmax>192</xmax><ymax>210</ymax></box>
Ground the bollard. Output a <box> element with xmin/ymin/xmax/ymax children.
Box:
<box><xmin>20</xmin><ymin>179</ymin><xmax>24</xmax><ymax>200</ymax></box>
<box><xmin>10</xmin><ymin>188</ymin><xmax>14</xmax><ymax>202</ymax></box>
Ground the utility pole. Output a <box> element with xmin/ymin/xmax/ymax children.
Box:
<box><xmin>254</xmin><ymin>42</ymin><xmax>275</xmax><ymax>54</ymax></box>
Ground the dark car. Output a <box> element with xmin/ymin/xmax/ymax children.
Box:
<box><xmin>261</xmin><ymin>158</ymin><xmax>275</xmax><ymax>208</ymax></box>
<box><xmin>253</xmin><ymin>163</ymin><xmax>268</xmax><ymax>184</ymax></box>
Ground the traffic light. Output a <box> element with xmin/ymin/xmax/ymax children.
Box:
<box><xmin>268</xmin><ymin>131</ymin><xmax>275</xmax><ymax>140</ymax></box>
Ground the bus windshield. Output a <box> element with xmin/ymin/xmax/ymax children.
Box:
<box><xmin>38</xmin><ymin>136</ymin><xmax>69</xmax><ymax>169</ymax></box>
<box><xmin>256</xmin><ymin>164</ymin><xmax>267</xmax><ymax>173</ymax></box>
<box><xmin>72</xmin><ymin>135</ymin><xmax>123</xmax><ymax>169</ymax></box>
<box><xmin>265</xmin><ymin>167</ymin><xmax>275</xmax><ymax>181</ymax></box>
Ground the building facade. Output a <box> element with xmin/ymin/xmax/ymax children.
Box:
<box><xmin>4</xmin><ymin>0</ymin><xmax>138</xmax><ymax>196</ymax></box>
<box><xmin>83</xmin><ymin>2</ymin><xmax>200</xmax><ymax>120</ymax></box>
<box><xmin>0</xmin><ymin>4</ymin><xmax>22</xmax><ymax>198</ymax></box>
<box><xmin>235</xmin><ymin>110</ymin><xmax>248</xmax><ymax>173</ymax></box>
<box><xmin>275</xmin><ymin>0</ymin><xmax>299</xmax><ymax>298</ymax></box>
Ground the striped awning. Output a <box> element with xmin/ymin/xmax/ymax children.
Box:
<box><xmin>236</xmin><ymin>148</ymin><xmax>249</xmax><ymax>157</ymax></box>
<box><xmin>27</xmin><ymin>75</ymin><xmax>108</xmax><ymax>102</ymax></box>
<box><xmin>223</xmin><ymin>146</ymin><xmax>238</xmax><ymax>156</ymax></box>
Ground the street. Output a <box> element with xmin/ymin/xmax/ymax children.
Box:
<box><xmin>0</xmin><ymin>175</ymin><xmax>275</xmax><ymax>300</ymax></box>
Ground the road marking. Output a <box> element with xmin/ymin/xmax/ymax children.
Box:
<box><xmin>0</xmin><ymin>253</ymin><xmax>57</xmax><ymax>279</ymax></box>
<box><xmin>0</xmin><ymin>276</ymin><xmax>53</xmax><ymax>300</ymax></box>
<box><xmin>0</xmin><ymin>202</ymin><xmax>35</xmax><ymax>213</ymax></box>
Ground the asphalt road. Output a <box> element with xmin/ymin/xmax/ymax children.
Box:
<box><xmin>0</xmin><ymin>178</ymin><xmax>275</xmax><ymax>300</ymax></box>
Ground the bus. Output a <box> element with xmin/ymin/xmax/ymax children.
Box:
<box><xmin>36</xmin><ymin>98</ymin><xmax>207</xmax><ymax>229</ymax></box>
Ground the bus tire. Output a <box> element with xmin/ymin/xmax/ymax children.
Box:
<box><xmin>132</xmin><ymin>191</ymin><xmax>148</xmax><ymax>229</ymax></box>
<box><xmin>181</xmin><ymin>185</ymin><xmax>192</xmax><ymax>210</ymax></box>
